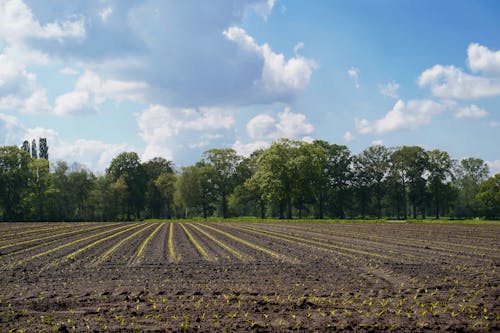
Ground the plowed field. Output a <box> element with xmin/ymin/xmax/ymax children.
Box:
<box><xmin>0</xmin><ymin>221</ymin><xmax>498</xmax><ymax>332</ymax></box>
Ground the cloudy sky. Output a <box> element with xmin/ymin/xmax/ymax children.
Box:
<box><xmin>1</xmin><ymin>0</ymin><xmax>499</xmax><ymax>173</ymax></box>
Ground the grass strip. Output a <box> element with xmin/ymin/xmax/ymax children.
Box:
<box><xmin>0</xmin><ymin>223</ymin><xmax>120</xmax><ymax>250</ymax></box>
<box><xmin>168</xmin><ymin>223</ymin><xmax>175</xmax><ymax>260</ymax></box>
<box><xmin>188</xmin><ymin>223</ymin><xmax>243</xmax><ymax>259</ymax></box>
<box><xmin>199</xmin><ymin>224</ymin><xmax>288</xmax><ymax>261</ymax></box>
<box><xmin>94</xmin><ymin>224</ymin><xmax>157</xmax><ymax>262</ymax></box>
<box><xmin>179</xmin><ymin>223</ymin><xmax>209</xmax><ymax>259</ymax></box>
<box><xmin>65</xmin><ymin>224</ymin><xmax>145</xmax><ymax>260</ymax></box>
<box><xmin>235</xmin><ymin>224</ymin><xmax>389</xmax><ymax>259</ymax></box>
<box><xmin>31</xmin><ymin>223</ymin><xmax>138</xmax><ymax>259</ymax></box>
<box><xmin>134</xmin><ymin>223</ymin><xmax>165</xmax><ymax>261</ymax></box>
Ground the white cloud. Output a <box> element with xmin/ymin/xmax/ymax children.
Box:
<box><xmin>75</xmin><ymin>70</ymin><xmax>148</xmax><ymax>104</ymax></box>
<box><xmin>347</xmin><ymin>67</ymin><xmax>360</xmax><ymax>89</ymax></box>
<box><xmin>232</xmin><ymin>140</ymin><xmax>269</xmax><ymax>157</ymax></box>
<box><xmin>355</xmin><ymin>99</ymin><xmax>449</xmax><ymax>134</ymax></box>
<box><xmin>223</xmin><ymin>26</ymin><xmax>317</xmax><ymax>96</ymax></box>
<box><xmin>378</xmin><ymin>81</ymin><xmax>399</xmax><ymax>99</ymax></box>
<box><xmin>343</xmin><ymin>131</ymin><xmax>354</xmax><ymax>142</ymax></box>
<box><xmin>59</xmin><ymin>67</ymin><xmax>79</xmax><ymax>75</ymax></box>
<box><xmin>0</xmin><ymin>0</ymin><xmax>85</xmax><ymax>43</ymax></box>
<box><xmin>419</xmin><ymin>44</ymin><xmax>500</xmax><ymax>100</ymax></box>
<box><xmin>489</xmin><ymin>120</ymin><xmax>499</xmax><ymax>128</ymax></box>
<box><xmin>99</xmin><ymin>6</ymin><xmax>113</xmax><ymax>23</ymax></box>
<box><xmin>371</xmin><ymin>140</ymin><xmax>384</xmax><ymax>146</ymax></box>
<box><xmin>455</xmin><ymin>104</ymin><xmax>488</xmax><ymax>119</ymax></box>
<box><xmin>418</xmin><ymin>65</ymin><xmax>500</xmax><ymax>99</ymax></box>
<box><xmin>467</xmin><ymin>43</ymin><xmax>500</xmax><ymax>75</ymax></box>
<box><xmin>293</xmin><ymin>42</ymin><xmax>304</xmax><ymax>55</ymax></box>
<box><xmin>136</xmin><ymin>104</ymin><xmax>236</xmax><ymax>161</ymax></box>
<box><xmin>51</xmin><ymin>70</ymin><xmax>149</xmax><ymax>115</ymax></box>
<box><xmin>21</xmin><ymin>89</ymin><xmax>50</xmax><ymax>114</ymax></box>
<box><xmin>246</xmin><ymin>107</ymin><xmax>314</xmax><ymax>140</ymax></box>
<box><xmin>0</xmin><ymin>111</ymin><xmax>23</xmax><ymax>144</ymax></box>
<box><xmin>486</xmin><ymin>160</ymin><xmax>500</xmax><ymax>176</ymax></box>
<box><xmin>246</xmin><ymin>113</ymin><xmax>276</xmax><ymax>139</ymax></box>
<box><xmin>249</xmin><ymin>0</ymin><xmax>276</xmax><ymax>20</ymax></box>
<box><xmin>54</xmin><ymin>90</ymin><xmax>90</xmax><ymax>115</ymax></box>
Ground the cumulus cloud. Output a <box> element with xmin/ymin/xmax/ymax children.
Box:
<box><xmin>223</xmin><ymin>26</ymin><xmax>317</xmax><ymax>99</ymax></box>
<box><xmin>371</xmin><ymin>140</ymin><xmax>384</xmax><ymax>146</ymax></box>
<box><xmin>355</xmin><ymin>99</ymin><xmax>449</xmax><ymax>134</ymax></box>
<box><xmin>418</xmin><ymin>65</ymin><xmax>500</xmax><ymax>99</ymax></box>
<box><xmin>419</xmin><ymin>43</ymin><xmax>500</xmax><ymax>99</ymax></box>
<box><xmin>486</xmin><ymin>160</ymin><xmax>500</xmax><ymax>175</ymax></box>
<box><xmin>53</xmin><ymin>70</ymin><xmax>148</xmax><ymax>115</ymax></box>
<box><xmin>0</xmin><ymin>111</ymin><xmax>23</xmax><ymax>144</ymax></box>
<box><xmin>0</xmin><ymin>0</ymin><xmax>85</xmax><ymax>43</ymax></box>
<box><xmin>454</xmin><ymin>104</ymin><xmax>488</xmax><ymax>119</ymax></box>
<box><xmin>467</xmin><ymin>43</ymin><xmax>500</xmax><ymax>74</ymax></box>
<box><xmin>232</xmin><ymin>140</ymin><xmax>269</xmax><ymax>157</ymax></box>
<box><xmin>347</xmin><ymin>67</ymin><xmax>360</xmax><ymax>89</ymax></box>
<box><xmin>136</xmin><ymin>104</ymin><xmax>236</xmax><ymax>161</ymax></box>
<box><xmin>378</xmin><ymin>81</ymin><xmax>399</xmax><ymax>99</ymax></box>
<box><xmin>246</xmin><ymin>107</ymin><xmax>314</xmax><ymax>140</ymax></box>
<box><xmin>343</xmin><ymin>131</ymin><xmax>354</xmax><ymax>142</ymax></box>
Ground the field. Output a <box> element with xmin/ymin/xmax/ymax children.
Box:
<box><xmin>0</xmin><ymin>221</ymin><xmax>498</xmax><ymax>332</ymax></box>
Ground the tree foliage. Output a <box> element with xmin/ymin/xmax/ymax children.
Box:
<box><xmin>0</xmin><ymin>141</ymin><xmax>497</xmax><ymax>221</ymax></box>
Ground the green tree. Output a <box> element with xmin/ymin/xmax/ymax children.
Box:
<box><xmin>0</xmin><ymin>146</ymin><xmax>31</xmax><ymax>221</ymax></box>
<box><xmin>175</xmin><ymin>163</ymin><xmax>215</xmax><ymax>218</ymax></box>
<box><xmin>476</xmin><ymin>174</ymin><xmax>500</xmax><ymax>219</ymax></box>
<box><xmin>390</xmin><ymin>146</ymin><xmax>428</xmax><ymax>219</ymax></box>
<box><xmin>203</xmin><ymin>148</ymin><xmax>242</xmax><ymax>218</ymax></box>
<box><xmin>143</xmin><ymin>157</ymin><xmax>174</xmax><ymax>218</ymax></box>
<box><xmin>427</xmin><ymin>149</ymin><xmax>453</xmax><ymax>219</ymax></box>
<box><xmin>155</xmin><ymin>172</ymin><xmax>176</xmax><ymax>219</ymax></box>
<box><xmin>28</xmin><ymin>158</ymin><xmax>54</xmax><ymax>221</ymax></box>
<box><xmin>251</xmin><ymin>139</ymin><xmax>302</xmax><ymax>219</ymax></box>
<box><xmin>107</xmin><ymin>152</ymin><xmax>146</xmax><ymax>220</ymax></box>
<box><xmin>323</xmin><ymin>143</ymin><xmax>352</xmax><ymax>219</ymax></box>
<box><xmin>355</xmin><ymin>145</ymin><xmax>390</xmax><ymax>218</ymax></box>
<box><xmin>454</xmin><ymin>158</ymin><xmax>489</xmax><ymax>217</ymax></box>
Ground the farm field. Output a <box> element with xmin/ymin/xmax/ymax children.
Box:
<box><xmin>0</xmin><ymin>221</ymin><xmax>498</xmax><ymax>332</ymax></box>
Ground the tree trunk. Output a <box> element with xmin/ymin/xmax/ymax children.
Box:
<box><xmin>260</xmin><ymin>199</ymin><xmax>265</xmax><ymax>219</ymax></box>
<box><xmin>402</xmin><ymin>182</ymin><xmax>407</xmax><ymax>219</ymax></box>
<box><xmin>222</xmin><ymin>193</ymin><xmax>228</xmax><ymax>219</ymax></box>
<box><xmin>287</xmin><ymin>196</ymin><xmax>293</xmax><ymax>219</ymax></box>
<box><xmin>318</xmin><ymin>192</ymin><xmax>324</xmax><ymax>219</ymax></box>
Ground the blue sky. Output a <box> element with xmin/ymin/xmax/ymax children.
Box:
<box><xmin>0</xmin><ymin>0</ymin><xmax>499</xmax><ymax>173</ymax></box>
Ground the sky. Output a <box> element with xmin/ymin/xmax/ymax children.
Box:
<box><xmin>0</xmin><ymin>0</ymin><xmax>499</xmax><ymax>174</ymax></box>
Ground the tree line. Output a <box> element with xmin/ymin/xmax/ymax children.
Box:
<box><xmin>0</xmin><ymin>139</ymin><xmax>498</xmax><ymax>221</ymax></box>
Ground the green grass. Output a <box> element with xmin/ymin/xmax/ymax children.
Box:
<box><xmin>143</xmin><ymin>217</ymin><xmax>499</xmax><ymax>225</ymax></box>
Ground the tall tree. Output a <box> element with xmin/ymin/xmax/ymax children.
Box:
<box><xmin>390</xmin><ymin>146</ymin><xmax>428</xmax><ymax>219</ymax></box>
<box><xmin>28</xmin><ymin>158</ymin><xmax>54</xmax><ymax>221</ymax></box>
<box><xmin>355</xmin><ymin>145</ymin><xmax>390</xmax><ymax>218</ymax></box>
<box><xmin>0</xmin><ymin>147</ymin><xmax>31</xmax><ymax>221</ymax></box>
<box><xmin>251</xmin><ymin>139</ymin><xmax>302</xmax><ymax>219</ymax></box>
<box><xmin>476</xmin><ymin>174</ymin><xmax>500</xmax><ymax>219</ymax></box>
<box><xmin>427</xmin><ymin>149</ymin><xmax>453</xmax><ymax>219</ymax></box>
<box><xmin>143</xmin><ymin>157</ymin><xmax>174</xmax><ymax>218</ymax></box>
<box><xmin>203</xmin><ymin>148</ymin><xmax>242</xmax><ymax>218</ymax></box>
<box><xmin>107</xmin><ymin>152</ymin><xmax>146</xmax><ymax>220</ymax></box>
<box><xmin>324</xmin><ymin>143</ymin><xmax>352</xmax><ymax>219</ymax></box>
<box><xmin>454</xmin><ymin>158</ymin><xmax>489</xmax><ymax>217</ymax></box>
<box><xmin>155</xmin><ymin>172</ymin><xmax>176</xmax><ymax>219</ymax></box>
<box><xmin>175</xmin><ymin>163</ymin><xmax>215</xmax><ymax>218</ymax></box>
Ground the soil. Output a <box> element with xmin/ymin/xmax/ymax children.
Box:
<box><xmin>0</xmin><ymin>221</ymin><xmax>498</xmax><ymax>332</ymax></box>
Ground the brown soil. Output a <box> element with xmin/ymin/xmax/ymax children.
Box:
<box><xmin>0</xmin><ymin>221</ymin><xmax>498</xmax><ymax>332</ymax></box>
